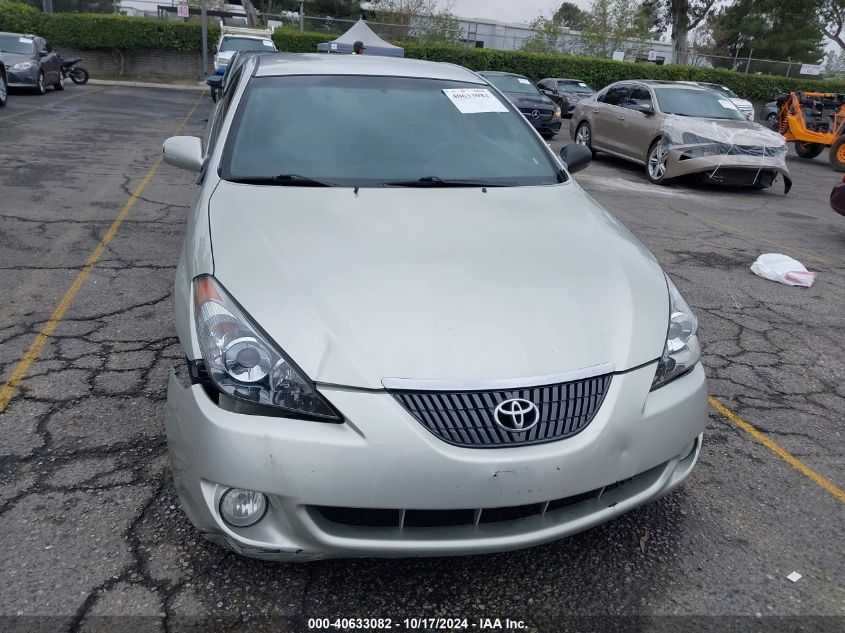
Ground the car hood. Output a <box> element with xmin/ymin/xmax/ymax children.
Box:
<box><xmin>502</xmin><ymin>92</ymin><xmax>556</xmax><ymax>109</ymax></box>
<box><xmin>560</xmin><ymin>91</ymin><xmax>591</xmax><ymax>103</ymax></box>
<box><xmin>666</xmin><ymin>115</ymin><xmax>786</xmax><ymax>147</ymax></box>
<box><xmin>207</xmin><ymin>182</ymin><xmax>669</xmax><ymax>389</ymax></box>
<box><xmin>2</xmin><ymin>52</ymin><xmax>36</xmax><ymax>65</ymax></box>
<box><xmin>216</xmin><ymin>51</ymin><xmax>235</xmax><ymax>63</ymax></box>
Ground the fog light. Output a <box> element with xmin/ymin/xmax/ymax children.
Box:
<box><xmin>219</xmin><ymin>488</ymin><xmax>267</xmax><ymax>527</ymax></box>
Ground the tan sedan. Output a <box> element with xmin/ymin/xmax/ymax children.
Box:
<box><xmin>569</xmin><ymin>80</ymin><xmax>791</xmax><ymax>192</ymax></box>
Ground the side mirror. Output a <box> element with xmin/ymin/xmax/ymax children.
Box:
<box><xmin>206</xmin><ymin>74</ymin><xmax>223</xmax><ymax>88</ymax></box>
<box><xmin>39</xmin><ymin>49</ymin><xmax>49</xmax><ymax>57</ymax></box>
<box><xmin>162</xmin><ymin>136</ymin><xmax>203</xmax><ymax>172</ymax></box>
<box><xmin>637</xmin><ymin>103</ymin><xmax>654</xmax><ymax>115</ymax></box>
<box><xmin>560</xmin><ymin>143</ymin><xmax>592</xmax><ymax>174</ymax></box>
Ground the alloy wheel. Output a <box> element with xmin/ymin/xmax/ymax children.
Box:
<box><xmin>0</xmin><ymin>74</ymin><xmax>7</xmax><ymax>105</ymax></box>
<box><xmin>575</xmin><ymin>124</ymin><xmax>590</xmax><ymax>146</ymax></box>
<box><xmin>648</xmin><ymin>143</ymin><xmax>668</xmax><ymax>181</ymax></box>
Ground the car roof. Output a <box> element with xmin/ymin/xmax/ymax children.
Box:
<box><xmin>554</xmin><ymin>78</ymin><xmax>588</xmax><ymax>82</ymax></box>
<box><xmin>617</xmin><ymin>80</ymin><xmax>710</xmax><ymax>89</ymax></box>
<box><xmin>256</xmin><ymin>54</ymin><xmax>486</xmax><ymax>83</ymax></box>
<box><xmin>0</xmin><ymin>31</ymin><xmax>36</xmax><ymax>38</ymax></box>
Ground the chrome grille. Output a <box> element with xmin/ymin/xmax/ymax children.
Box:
<box><xmin>389</xmin><ymin>373</ymin><xmax>612</xmax><ymax>448</ymax></box>
<box><xmin>519</xmin><ymin>107</ymin><xmax>554</xmax><ymax>121</ymax></box>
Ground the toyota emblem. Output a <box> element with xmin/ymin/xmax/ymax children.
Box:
<box><xmin>531</xmin><ymin>109</ymin><xmax>540</xmax><ymax>119</ymax></box>
<box><xmin>493</xmin><ymin>398</ymin><xmax>540</xmax><ymax>433</ymax></box>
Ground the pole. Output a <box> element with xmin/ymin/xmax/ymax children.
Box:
<box><xmin>201</xmin><ymin>0</ymin><xmax>208</xmax><ymax>77</ymax></box>
<box><xmin>745</xmin><ymin>48</ymin><xmax>753</xmax><ymax>73</ymax></box>
<box><xmin>299</xmin><ymin>0</ymin><xmax>304</xmax><ymax>31</ymax></box>
<box><xmin>786</xmin><ymin>58</ymin><xmax>791</xmax><ymax>77</ymax></box>
<box><xmin>42</xmin><ymin>0</ymin><xmax>53</xmax><ymax>13</ymax></box>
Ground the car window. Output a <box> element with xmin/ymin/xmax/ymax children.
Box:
<box><xmin>653</xmin><ymin>87</ymin><xmax>746</xmax><ymax>120</ymax></box>
<box><xmin>222</xmin><ymin>75</ymin><xmax>561</xmax><ymax>187</ymax></box>
<box><xmin>0</xmin><ymin>33</ymin><xmax>36</xmax><ymax>55</ymax></box>
<box><xmin>558</xmin><ymin>80</ymin><xmax>594</xmax><ymax>94</ymax></box>
<box><xmin>220</xmin><ymin>37</ymin><xmax>275</xmax><ymax>53</ymax></box>
<box><xmin>624</xmin><ymin>85</ymin><xmax>652</xmax><ymax>110</ymax></box>
<box><xmin>207</xmin><ymin>67</ymin><xmax>244</xmax><ymax>155</ymax></box>
<box><xmin>483</xmin><ymin>74</ymin><xmax>542</xmax><ymax>96</ymax></box>
<box><xmin>599</xmin><ymin>85</ymin><xmax>630</xmax><ymax>106</ymax></box>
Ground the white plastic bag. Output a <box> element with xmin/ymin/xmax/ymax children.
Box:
<box><xmin>750</xmin><ymin>253</ymin><xmax>817</xmax><ymax>287</ymax></box>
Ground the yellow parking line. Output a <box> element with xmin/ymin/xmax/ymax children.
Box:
<box><xmin>0</xmin><ymin>92</ymin><xmax>204</xmax><ymax>414</ymax></box>
<box><xmin>709</xmin><ymin>396</ymin><xmax>845</xmax><ymax>503</ymax></box>
<box><xmin>679</xmin><ymin>209</ymin><xmax>840</xmax><ymax>268</ymax></box>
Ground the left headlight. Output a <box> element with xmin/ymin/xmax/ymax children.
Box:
<box><xmin>12</xmin><ymin>61</ymin><xmax>36</xmax><ymax>71</ymax></box>
<box><xmin>193</xmin><ymin>275</ymin><xmax>342</xmax><ymax>421</ymax></box>
<box><xmin>651</xmin><ymin>276</ymin><xmax>701</xmax><ymax>390</ymax></box>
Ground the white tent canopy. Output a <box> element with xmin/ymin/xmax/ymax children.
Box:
<box><xmin>318</xmin><ymin>19</ymin><xmax>405</xmax><ymax>57</ymax></box>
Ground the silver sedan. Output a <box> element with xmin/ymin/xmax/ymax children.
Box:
<box><xmin>162</xmin><ymin>54</ymin><xmax>708</xmax><ymax>561</ymax></box>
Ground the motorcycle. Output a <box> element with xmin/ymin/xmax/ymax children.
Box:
<box><xmin>59</xmin><ymin>58</ymin><xmax>89</xmax><ymax>85</ymax></box>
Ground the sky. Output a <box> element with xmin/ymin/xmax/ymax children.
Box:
<box><xmin>446</xmin><ymin>0</ymin><xmax>589</xmax><ymax>23</ymax></box>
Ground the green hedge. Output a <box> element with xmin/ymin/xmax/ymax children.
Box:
<box><xmin>400</xmin><ymin>43</ymin><xmax>845</xmax><ymax>101</ymax></box>
<box><xmin>0</xmin><ymin>0</ymin><xmax>219</xmax><ymax>51</ymax></box>
<box><xmin>272</xmin><ymin>28</ymin><xmax>326</xmax><ymax>53</ymax></box>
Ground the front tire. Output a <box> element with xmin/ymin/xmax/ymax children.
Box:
<box><xmin>0</xmin><ymin>71</ymin><xmax>7</xmax><ymax>107</ymax></box>
<box><xmin>829</xmin><ymin>136</ymin><xmax>845</xmax><ymax>172</ymax></box>
<box><xmin>53</xmin><ymin>73</ymin><xmax>64</xmax><ymax>91</ymax></box>
<box><xmin>646</xmin><ymin>139</ymin><xmax>670</xmax><ymax>185</ymax></box>
<box><xmin>794</xmin><ymin>141</ymin><xmax>824</xmax><ymax>159</ymax></box>
<box><xmin>69</xmin><ymin>68</ymin><xmax>89</xmax><ymax>85</ymax></box>
<box><xmin>766</xmin><ymin>112</ymin><xmax>778</xmax><ymax>130</ymax></box>
<box><xmin>574</xmin><ymin>122</ymin><xmax>595</xmax><ymax>156</ymax></box>
<box><xmin>34</xmin><ymin>71</ymin><xmax>46</xmax><ymax>95</ymax></box>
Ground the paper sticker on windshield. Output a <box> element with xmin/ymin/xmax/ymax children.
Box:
<box><xmin>517</xmin><ymin>78</ymin><xmax>531</xmax><ymax>84</ymax></box>
<box><xmin>718</xmin><ymin>99</ymin><xmax>736</xmax><ymax>109</ymax></box>
<box><xmin>443</xmin><ymin>88</ymin><xmax>509</xmax><ymax>114</ymax></box>
<box><xmin>19</xmin><ymin>37</ymin><xmax>33</xmax><ymax>44</ymax></box>
<box><xmin>578</xmin><ymin>82</ymin><xmax>588</xmax><ymax>87</ymax></box>
<box><xmin>262</xmin><ymin>40</ymin><xmax>273</xmax><ymax>47</ymax></box>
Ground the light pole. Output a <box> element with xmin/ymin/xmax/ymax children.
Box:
<box><xmin>201</xmin><ymin>0</ymin><xmax>209</xmax><ymax>77</ymax></box>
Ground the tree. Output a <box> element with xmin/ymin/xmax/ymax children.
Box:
<box><xmin>553</xmin><ymin>2</ymin><xmax>588</xmax><ymax>30</ymax></box>
<box><xmin>637</xmin><ymin>0</ymin><xmax>717</xmax><ymax>64</ymax></box>
<box><xmin>819</xmin><ymin>0</ymin><xmax>845</xmax><ymax>49</ymax></box>
<box><xmin>367</xmin><ymin>0</ymin><xmax>457</xmax><ymax>41</ymax></box>
<box><xmin>708</xmin><ymin>0</ymin><xmax>824</xmax><ymax>73</ymax></box>
<box><xmin>522</xmin><ymin>16</ymin><xmax>566</xmax><ymax>52</ymax></box>
<box><xmin>579</xmin><ymin>0</ymin><xmax>655</xmax><ymax>58</ymax></box>
<box><xmin>304</xmin><ymin>0</ymin><xmax>361</xmax><ymax>19</ymax></box>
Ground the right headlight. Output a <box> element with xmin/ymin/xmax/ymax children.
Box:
<box><xmin>12</xmin><ymin>61</ymin><xmax>36</xmax><ymax>71</ymax></box>
<box><xmin>193</xmin><ymin>275</ymin><xmax>341</xmax><ymax>421</ymax></box>
<box><xmin>651</xmin><ymin>276</ymin><xmax>701</xmax><ymax>390</ymax></box>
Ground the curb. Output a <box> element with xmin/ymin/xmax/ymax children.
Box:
<box><xmin>88</xmin><ymin>79</ymin><xmax>208</xmax><ymax>92</ymax></box>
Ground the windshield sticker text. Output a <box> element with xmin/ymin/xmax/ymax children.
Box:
<box><xmin>442</xmin><ymin>88</ymin><xmax>509</xmax><ymax>114</ymax></box>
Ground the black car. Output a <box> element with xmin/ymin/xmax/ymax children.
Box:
<box><xmin>0</xmin><ymin>31</ymin><xmax>63</xmax><ymax>94</ymax></box>
<box><xmin>537</xmin><ymin>78</ymin><xmax>595</xmax><ymax>117</ymax></box>
<box><xmin>478</xmin><ymin>71</ymin><xmax>562</xmax><ymax>139</ymax></box>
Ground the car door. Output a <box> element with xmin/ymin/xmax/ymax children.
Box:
<box><xmin>618</xmin><ymin>84</ymin><xmax>660</xmax><ymax>161</ymax></box>
<box><xmin>44</xmin><ymin>41</ymin><xmax>61</xmax><ymax>83</ymax></box>
<box><xmin>591</xmin><ymin>84</ymin><xmax>631</xmax><ymax>155</ymax></box>
<box><xmin>36</xmin><ymin>39</ymin><xmax>58</xmax><ymax>84</ymax></box>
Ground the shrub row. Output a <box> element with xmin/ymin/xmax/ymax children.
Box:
<box><xmin>271</xmin><ymin>31</ymin><xmax>845</xmax><ymax>100</ymax></box>
<box><xmin>272</xmin><ymin>28</ymin><xmax>326</xmax><ymax>53</ymax></box>
<box><xmin>0</xmin><ymin>0</ymin><xmax>219</xmax><ymax>51</ymax></box>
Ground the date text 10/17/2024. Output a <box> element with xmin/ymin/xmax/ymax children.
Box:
<box><xmin>308</xmin><ymin>617</ymin><xmax>528</xmax><ymax>630</ymax></box>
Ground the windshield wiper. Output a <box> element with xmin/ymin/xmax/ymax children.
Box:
<box><xmin>384</xmin><ymin>176</ymin><xmax>508</xmax><ymax>188</ymax></box>
<box><xmin>227</xmin><ymin>174</ymin><xmax>333</xmax><ymax>187</ymax></box>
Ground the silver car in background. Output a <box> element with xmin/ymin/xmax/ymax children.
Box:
<box><xmin>571</xmin><ymin>80</ymin><xmax>790</xmax><ymax>191</ymax></box>
<box><xmin>0</xmin><ymin>32</ymin><xmax>63</xmax><ymax>94</ymax></box>
<box><xmin>162</xmin><ymin>54</ymin><xmax>708</xmax><ymax>561</ymax></box>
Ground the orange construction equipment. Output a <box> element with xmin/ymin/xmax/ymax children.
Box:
<box><xmin>774</xmin><ymin>91</ymin><xmax>845</xmax><ymax>171</ymax></box>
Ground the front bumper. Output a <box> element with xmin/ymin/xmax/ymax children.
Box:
<box><xmin>166</xmin><ymin>361</ymin><xmax>708</xmax><ymax>561</ymax></box>
<box><xmin>664</xmin><ymin>149</ymin><xmax>791</xmax><ymax>192</ymax></box>
<box><xmin>5</xmin><ymin>65</ymin><xmax>38</xmax><ymax>87</ymax></box>
<box><xmin>529</xmin><ymin>116</ymin><xmax>562</xmax><ymax>136</ymax></box>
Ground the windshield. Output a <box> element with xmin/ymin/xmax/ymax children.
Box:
<box><xmin>220</xmin><ymin>36</ymin><xmax>274</xmax><ymax>53</ymax></box>
<box><xmin>654</xmin><ymin>87</ymin><xmax>746</xmax><ymax>120</ymax></box>
<box><xmin>558</xmin><ymin>80</ymin><xmax>594</xmax><ymax>94</ymax></box>
<box><xmin>484</xmin><ymin>75</ymin><xmax>542</xmax><ymax>95</ymax></box>
<box><xmin>704</xmin><ymin>83</ymin><xmax>739</xmax><ymax>99</ymax></box>
<box><xmin>222</xmin><ymin>75</ymin><xmax>561</xmax><ymax>187</ymax></box>
<box><xmin>0</xmin><ymin>34</ymin><xmax>35</xmax><ymax>55</ymax></box>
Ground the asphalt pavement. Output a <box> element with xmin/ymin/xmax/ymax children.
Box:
<box><xmin>0</xmin><ymin>84</ymin><xmax>842</xmax><ymax>633</ymax></box>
